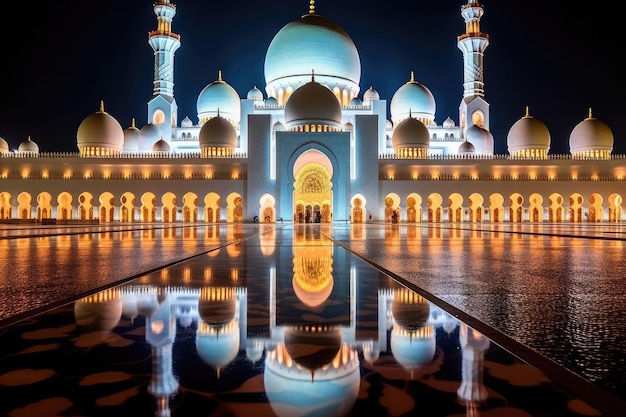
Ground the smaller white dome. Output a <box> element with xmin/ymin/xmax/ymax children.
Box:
<box><xmin>284</xmin><ymin>79</ymin><xmax>342</xmax><ymax>130</ymax></box>
<box><xmin>123</xmin><ymin>119</ymin><xmax>140</xmax><ymax>151</ymax></box>
<box><xmin>507</xmin><ymin>107</ymin><xmax>550</xmax><ymax>155</ymax></box>
<box><xmin>181</xmin><ymin>116</ymin><xmax>193</xmax><ymax>128</ymax></box>
<box><xmin>76</xmin><ymin>102</ymin><xmax>124</xmax><ymax>152</ymax></box>
<box><xmin>442</xmin><ymin>116</ymin><xmax>455</xmax><ymax>128</ymax></box>
<box><xmin>246</xmin><ymin>86</ymin><xmax>264</xmax><ymax>101</ymax></box>
<box><xmin>458</xmin><ymin>140</ymin><xmax>475</xmax><ymax>154</ymax></box>
<box><xmin>569</xmin><ymin>109</ymin><xmax>613</xmax><ymax>154</ymax></box>
<box><xmin>266</xmin><ymin>96</ymin><xmax>278</xmax><ymax>105</ymax></box>
<box><xmin>363</xmin><ymin>86</ymin><xmax>380</xmax><ymax>102</ymax></box>
<box><xmin>196</xmin><ymin>71</ymin><xmax>241</xmax><ymax>125</ymax></box>
<box><xmin>152</xmin><ymin>138</ymin><xmax>171</xmax><ymax>153</ymax></box>
<box><xmin>18</xmin><ymin>136</ymin><xmax>39</xmax><ymax>153</ymax></box>
<box><xmin>392</xmin><ymin>116</ymin><xmax>430</xmax><ymax>149</ymax></box>
<box><xmin>199</xmin><ymin>115</ymin><xmax>238</xmax><ymax>149</ymax></box>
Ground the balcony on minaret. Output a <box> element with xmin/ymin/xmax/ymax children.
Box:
<box><xmin>457</xmin><ymin>32</ymin><xmax>489</xmax><ymax>42</ymax></box>
<box><xmin>149</xmin><ymin>30</ymin><xmax>180</xmax><ymax>40</ymax></box>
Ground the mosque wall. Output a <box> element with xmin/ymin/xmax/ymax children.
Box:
<box><xmin>353</xmin><ymin>115</ymin><xmax>381</xmax><ymax>220</ymax></box>
<box><xmin>245</xmin><ymin>114</ymin><xmax>274</xmax><ymax>221</ymax></box>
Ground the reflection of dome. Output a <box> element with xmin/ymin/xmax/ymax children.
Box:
<box><xmin>264</xmin><ymin>8</ymin><xmax>360</xmax><ymax>105</ymax></box>
<box><xmin>284</xmin><ymin>325</ymin><xmax>342</xmax><ymax>372</ymax></box>
<box><xmin>465</xmin><ymin>124</ymin><xmax>494</xmax><ymax>154</ymax></box>
<box><xmin>74</xmin><ymin>288</ymin><xmax>123</xmax><ymax>332</ymax></box>
<box><xmin>76</xmin><ymin>102</ymin><xmax>124</xmax><ymax>154</ymax></box>
<box><xmin>391</xmin><ymin>115</ymin><xmax>430</xmax><ymax>157</ymax></box>
<box><xmin>265</xmin><ymin>339</ymin><xmax>360</xmax><ymax>417</ymax></box>
<box><xmin>390</xmin><ymin>289</ymin><xmax>437</xmax><ymax>373</ymax></box>
<box><xmin>196</xmin><ymin>71</ymin><xmax>241</xmax><ymax>125</ymax></box>
<box><xmin>122</xmin><ymin>119</ymin><xmax>140</xmax><ymax>152</ymax></box>
<box><xmin>507</xmin><ymin>107</ymin><xmax>551</xmax><ymax>157</ymax></box>
<box><xmin>284</xmin><ymin>79</ymin><xmax>342</xmax><ymax>131</ymax></box>
<box><xmin>196</xmin><ymin>320</ymin><xmax>240</xmax><ymax>370</ymax></box>
<box><xmin>138</xmin><ymin>123</ymin><xmax>162</xmax><ymax>152</ymax></box>
<box><xmin>569</xmin><ymin>109</ymin><xmax>614</xmax><ymax>157</ymax></box>
<box><xmin>390</xmin><ymin>71</ymin><xmax>436</xmax><ymax>126</ymax></box>
<box><xmin>198</xmin><ymin>287</ymin><xmax>237</xmax><ymax>328</ymax></box>
<box><xmin>198</xmin><ymin>115</ymin><xmax>238</xmax><ymax>150</ymax></box>
<box><xmin>391</xmin><ymin>289</ymin><xmax>430</xmax><ymax>330</ymax></box>
<box><xmin>18</xmin><ymin>137</ymin><xmax>39</xmax><ymax>154</ymax></box>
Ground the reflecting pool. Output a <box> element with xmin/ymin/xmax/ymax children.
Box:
<box><xmin>0</xmin><ymin>225</ymin><xmax>622</xmax><ymax>417</ymax></box>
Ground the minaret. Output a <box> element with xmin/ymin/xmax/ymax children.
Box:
<box><xmin>457</xmin><ymin>0</ymin><xmax>490</xmax><ymax>139</ymax></box>
<box><xmin>147</xmin><ymin>0</ymin><xmax>181</xmax><ymax>142</ymax></box>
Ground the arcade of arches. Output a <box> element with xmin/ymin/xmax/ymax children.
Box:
<box><xmin>0</xmin><ymin>190</ymin><xmax>622</xmax><ymax>223</ymax></box>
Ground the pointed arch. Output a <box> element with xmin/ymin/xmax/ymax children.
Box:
<box><xmin>204</xmin><ymin>192</ymin><xmax>221</xmax><ymax>223</ymax></box>
<box><xmin>0</xmin><ymin>192</ymin><xmax>13</xmax><ymax>219</ymax></box>
<box><xmin>569</xmin><ymin>193</ymin><xmax>584</xmax><ymax>223</ymax></box>
<box><xmin>448</xmin><ymin>192</ymin><xmax>464</xmax><ymax>222</ymax></box>
<box><xmin>427</xmin><ymin>193</ymin><xmax>443</xmax><ymax>223</ymax></box>
<box><xmin>141</xmin><ymin>192</ymin><xmax>157</xmax><ymax>222</ymax></box>
<box><xmin>468</xmin><ymin>192</ymin><xmax>484</xmax><ymax>222</ymax></box>
<box><xmin>528</xmin><ymin>193</ymin><xmax>543</xmax><ymax>222</ymax></box>
<box><xmin>161</xmin><ymin>192</ymin><xmax>177</xmax><ymax>222</ymax></box>
<box><xmin>489</xmin><ymin>193</ymin><xmax>504</xmax><ymax>223</ymax></box>
<box><xmin>78</xmin><ymin>192</ymin><xmax>94</xmax><ymax>221</ymax></box>
<box><xmin>548</xmin><ymin>193</ymin><xmax>564</xmax><ymax>223</ymax></box>
<box><xmin>99</xmin><ymin>192</ymin><xmax>115</xmax><ymax>222</ymax></box>
<box><xmin>509</xmin><ymin>193</ymin><xmax>524</xmax><ymax>223</ymax></box>
<box><xmin>406</xmin><ymin>193</ymin><xmax>422</xmax><ymax>223</ymax></box>
<box><xmin>57</xmin><ymin>192</ymin><xmax>73</xmax><ymax>220</ymax></box>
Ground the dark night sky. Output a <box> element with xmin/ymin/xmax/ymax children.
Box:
<box><xmin>1</xmin><ymin>0</ymin><xmax>623</xmax><ymax>154</ymax></box>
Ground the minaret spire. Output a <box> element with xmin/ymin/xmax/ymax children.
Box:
<box><xmin>148</xmin><ymin>0</ymin><xmax>181</xmax><ymax>98</ymax></box>
<box><xmin>309</xmin><ymin>0</ymin><xmax>316</xmax><ymax>14</ymax></box>
<box><xmin>457</xmin><ymin>0</ymin><xmax>489</xmax><ymax>98</ymax></box>
<box><xmin>146</xmin><ymin>0</ymin><xmax>181</xmax><ymax>143</ymax></box>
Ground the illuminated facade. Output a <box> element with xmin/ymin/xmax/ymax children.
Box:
<box><xmin>0</xmin><ymin>0</ymin><xmax>624</xmax><ymax>224</ymax></box>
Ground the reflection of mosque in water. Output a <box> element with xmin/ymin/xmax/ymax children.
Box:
<box><xmin>72</xmin><ymin>227</ymin><xmax>490</xmax><ymax>416</ymax></box>
<box><xmin>2</xmin><ymin>0</ymin><xmax>625</xmax><ymax>226</ymax></box>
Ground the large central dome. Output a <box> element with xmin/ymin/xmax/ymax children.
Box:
<box><xmin>264</xmin><ymin>9</ymin><xmax>361</xmax><ymax>105</ymax></box>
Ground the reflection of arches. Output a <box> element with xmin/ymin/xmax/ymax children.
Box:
<box><xmin>183</xmin><ymin>192</ymin><xmax>199</xmax><ymax>222</ymax></box>
<box><xmin>468</xmin><ymin>193</ymin><xmax>483</xmax><ymax>222</ymax></box>
<box><xmin>162</xmin><ymin>192</ymin><xmax>177</xmax><ymax>222</ymax></box>
<box><xmin>509</xmin><ymin>193</ymin><xmax>524</xmax><ymax>223</ymax></box>
<box><xmin>427</xmin><ymin>193</ymin><xmax>443</xmax><ymax>222</ymax></box>
<box><xmin>406</xmin><ymin>193</ymin><xmax>422</xmax><ymax>223</ymax></box>
<box><xmin>588</xmin><ymin>193</ymin><xmax>603</xmax><ymax>222</ymax></box>
<box><xmin>120</xmin><ymin>192</ymin><xmax>136</xmax><ymax>222</ymax></box>
<box><xmin>78</xmin><ymin>192</ymin><xmax>94</xmax><ymax>221</ymax></box>
<box><xmin>141</xmin><ymin>192</ymin><xmax>157</xmax><ymax>222</ymax></box>
<box><xmin>57</xmin><ymin>192</ymin><xmax>73</xmax><ymax>220</ymax></box>
<box><xmin>351</xmin><ymin>194</ymin><xmax>366</xmax><ymax>223</ymax></box>
<box><xmin>17</xmin><ymin>192</ymin><xmax>32</xmax><ymax>220</ymax></box>
<box><xmin>37</xmin><ymin>192</ymin><xmax>53</xmax><ymax>221</ymax></box>
<box><xmin>528</xmin><ymin>193</ymin><xmax>543</xmax><ymax>222</ymax></box>
<box><xmin>260</xmin><ymin>193</ymin><xmax>276</xmax><ymax>223</ymax></box>
<box><xmin>204</xmin><ymin>192</ymin><xmax>221</xmax><ymax>223</ymax></box>
<box><xmin>448</xmin><ymin>193</ymin><xmax>463</xmax><ymax>222</ymax></box>
<box><xmin>0</xmin><ymin>192</ymin><xmax>12</xmax><ymax>219</ymax></box>
<box><xmin>489</xmin><ymin>193</ymin><xmax>504</xmax><ymax>223</ymax></box>
<box><xmin>569</xmin><ymin>193</ymin><xmax>584</xmax><ymax>223</ymax></box>
<box><xmin>99</xmin><ymin>192</ymin><xmax>115</xmax><ymax>222</ymax></box>
<box><xmin>548</xmin><ymin>193</ymin><xmax>564</xmax><ymax>223</ymax></box>
<box><xmin>608</xmin><ymin>193</ymin><xmax>623</xmax><ymax>222</ymax></box>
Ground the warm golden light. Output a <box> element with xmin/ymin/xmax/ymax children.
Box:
<box><xmin>42</xmin><ymin>170</ymin><xmax>49</xmax><ymax>179</ymax></box>
<box><xmin>63</xmin><ymin>170</ymin><xmax>72</xmax><ymax>179</ymax></box>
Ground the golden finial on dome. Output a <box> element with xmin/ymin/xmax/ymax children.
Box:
<box><xmin>524</xmin><ymin>106</ymin><xmax>530</xmax><ymax>117</ymax></box>
<box><xmin>588</xmin><ymin>107</ymin><xmax>593</xmax><ymax>119</ymax></box>
<box><xmin>218</xmin><ymin>70</ymin><xmax>223</xmax><ymax>82</ymax></box>
<box><xmin>131</xmin><ymin>118</ymin><xmax>136</xmax><ymax>128</ymax></box>
<box><xmin>99</xmin><ymin>100</ymin><xmax>105</xmax><ymax>113</ymax></box>
<box><xmin>409</xmin><ymin>71</ymin><xmax>415</xmax><ymax>83</ymax></box>
<box><xmin>309</xmin><ymin>0</ymin><xmax>315</xmax><ymax>14</ymax></box>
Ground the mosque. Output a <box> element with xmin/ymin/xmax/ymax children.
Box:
<box><xmin>0</xmin><ymin>0</ymin><xmax>624</xmax><ymax>224</ymax></box>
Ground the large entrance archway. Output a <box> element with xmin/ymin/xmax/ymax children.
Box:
<box><xmin>293</xmin><ymin>150</ymin><xmax>333</xmax><ymax>223</ymax></box>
